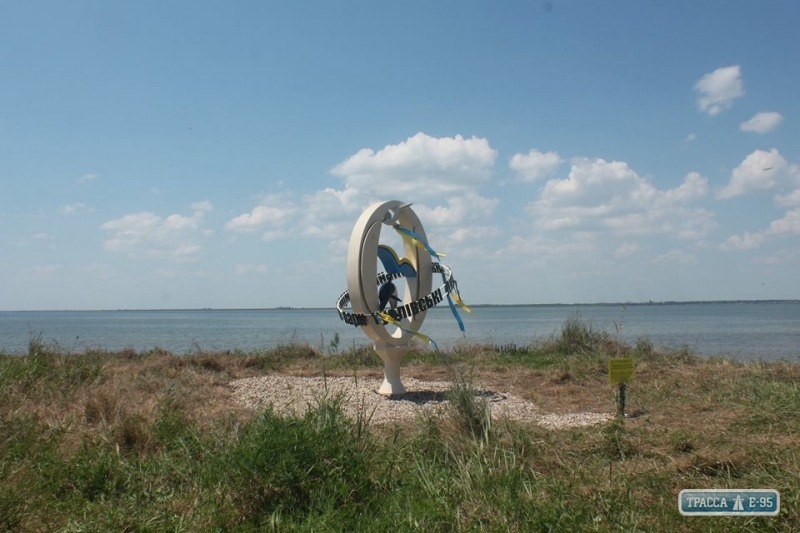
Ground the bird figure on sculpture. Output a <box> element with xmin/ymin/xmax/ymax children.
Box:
<box><xmin>378</xmin><ymin>281</ymin><xmax>400</xmax><ymax>311</ymax></box>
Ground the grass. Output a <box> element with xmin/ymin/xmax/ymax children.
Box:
<box><xmin>1</xmin><ymin>317</ymin><xmax>798</xmax><ymax>532</ymax></box>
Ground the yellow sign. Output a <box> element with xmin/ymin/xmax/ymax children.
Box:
<box><xmin>608</xmin><ymin>358</ymin><xmax>635</xmax><ymax>384</ymax></box>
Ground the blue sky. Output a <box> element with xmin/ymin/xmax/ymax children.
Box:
<box><xmin>2</xmin><ymin>0</ymin><xmax>799</xmax><ymax>310</ymax></box>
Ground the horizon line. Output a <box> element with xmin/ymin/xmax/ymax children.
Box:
<box><xmin>2</xmin><ymin>298</ymin><xmax>799</xmax><ymax>313</ymax></box>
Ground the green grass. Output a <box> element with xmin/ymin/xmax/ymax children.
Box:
<box><xmin>1</xmin><ymin>317</ymin><xmax>798</xmax><ymax>531</ymax></box>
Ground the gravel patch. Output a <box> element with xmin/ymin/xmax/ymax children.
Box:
<box><xmin>230</xmin><ymin>375</ymin><xmax>611</xmax><ymax>429</ymax></box>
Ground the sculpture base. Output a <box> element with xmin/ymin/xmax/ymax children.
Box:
<box><xmin>374</xmin><ymin>344</ymin><xmax>409</xmax><ymax>396</ymax></box>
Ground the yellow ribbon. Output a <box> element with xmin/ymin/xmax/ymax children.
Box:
<box><xmin>450</xmin><ymin>291</ymin><xmax>472</xmax><ymax>314</ymax></box>
<box><xmin>377</xmin><ymin>312</ymin><xmax>439</xmax><ymax>349</ymax></box>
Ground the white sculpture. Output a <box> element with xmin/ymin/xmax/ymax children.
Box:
<box><xmin>336</xmin><ymin>200</ymin><xmax>469</xmax><ymax>396</ymax></box>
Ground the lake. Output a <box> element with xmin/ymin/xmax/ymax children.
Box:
<box><xmin>1</xmin><ymin>302</ymin><xmax>798</xmax><ymax>362</ymax></box>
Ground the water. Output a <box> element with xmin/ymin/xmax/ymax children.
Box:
<box><xmin>0</xmin><ymin>302</ymin><xmax>798</xmax><ymax>362</ymax></box>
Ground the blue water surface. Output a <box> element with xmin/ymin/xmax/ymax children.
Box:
<box><xmin>1</xmin><ymin>302</ymin><xmax>798</xmax><ymax>361</ymax></box>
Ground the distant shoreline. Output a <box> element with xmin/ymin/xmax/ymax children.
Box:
<box><xmin>2</xmin><ymin>299</ymin><xmax>799</xmax><ymax>313</ymax></box>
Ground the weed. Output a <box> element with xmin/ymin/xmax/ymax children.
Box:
<box><xmin>445</xmin><ymin>365</ymin><xmax>493</xmax><ymax>444</ymax></box>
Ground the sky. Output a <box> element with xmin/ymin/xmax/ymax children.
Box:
<box><xmin>1</xmin><ymin>1</ymin><xmax>799</xmax><ymax>311</ymax></box>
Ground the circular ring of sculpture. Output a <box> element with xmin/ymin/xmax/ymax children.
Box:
<box><xmin>335</xmin><ymin>200</ymin><xmax>469</xmax><ymax>395</ymax></box>
<box><xmin>336</xmin><ymin>200</ymin><xmax>468</xmax><ymax>348</ymax></box>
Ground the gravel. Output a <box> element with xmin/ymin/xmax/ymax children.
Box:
<box><xmin>230</xmin><ymin>375</ymin><xmax>611</xmax><ymax>429</ymax></box>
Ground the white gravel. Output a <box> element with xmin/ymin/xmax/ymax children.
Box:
<box><xmin>230</xmin><ymin>375</ymin><xmax>611</xmax><ymax>429</ymax></box>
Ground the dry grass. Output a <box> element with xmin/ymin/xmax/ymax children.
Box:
<box><xmin>2</xmin><ymin>332</ymin><xmax>799</xmax><ymax>531</ymax></box>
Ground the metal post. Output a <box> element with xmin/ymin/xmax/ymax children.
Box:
<box><xmin>617</xmin><ymin>383</ymin><xmax>627</xmax><ymax>418</ymax></box>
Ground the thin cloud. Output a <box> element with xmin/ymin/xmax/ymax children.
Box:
<box><xmin>77</xmin><ymin>173</ymin><xmax>100</xmax><ymax>184</ymax></box>
<box><xmin>59</xmin><ymin>203</ymin><xmax>94</xmax><ymax>216</ymax></box>
<box><xmin>234</xmin><ymin>263</ymin><xmax>269</xmax><ymax>276</ymax></box>
<box><xmin>694</xmin><ymin>65</ymin><xmax>744</xmax><ymax>116</ymax></box>
<box><xmin>652</xmin><ymin>250</ymin><xmax>695</xmax><ymax>264</ymax></box>
<box><xmin>722</xmin><ymin>208</ymin><xmax>800</xmax><ymax>250</ymax></box>
<box><xmin>775</xmin><ymin>189</ymin><xmax>800</xmax><ymax>207</ymax></box>
<box><xmin>225</xmin><ymin>201</ymin><xmax>298</xmax><ymax>234</ymax></box>
<box><xmin>739</xmin><ymin>111</ymin><xmax>783</xmax><ymax>134</ymax></box>
<box><xmin>615</xmin><ymin>242</ymin><xmax>639</xmax><ymax>258</ymax></box>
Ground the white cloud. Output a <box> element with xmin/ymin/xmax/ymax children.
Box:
<box><xmin>685</xmin><ymin>133</ymin><xmax>697</xmax><ymax>143</ymax></box>
<box><xmin>652</xmin><ymin>250</ymin><xmax>695</xmax><ymax>264</ymax></box>
<box><xmin>234</xmin><ymin>263</ymin><xmax>268</xmax><ymax>276</ymax></box>
<box><xmin>101</xmin><ymin>205</ymin><xmax>210</xmax><ymax>261</ymax></box>
<box><xmin>775</xmin><ymin>189</ymin><xmax>800</xmax><ymax>207</ymax></box>
<box><xmin>752</xmin><ymin>249</ymin><xmax>796</xmax><ymax>266</ymax></box>
<box><xmin>615</xmin><ymin>242</ymin><xmax>639</xmax><ymax>258</ymax></box>
<box><xmin>717</xmin><ymin>149</ymin><xmax>800</xmax><ymax>199</ymax></box>
<box><xmin>30</xmin><ymin>265</ymin><xmax>62</xmax><ymax>275</ymax></box>
<box><xmin>59</xmin><ymin>203</ymin><xmax>93</xmax><ymax>216</ymax></box>
<box><xmin>767</xmin><ymin>207</ymin><xmax>800</xmax><ymax>235</ymax></box>
<box><xmin>330</xmin><ymin>132</ymin><xmax>497</xmax><ymax>198</ymax></box>
<box><xmin>659</xmin><ymin>172</ymin><xmax>710</xmax><ymax>205</ymax></box>
<box><xmin>722</xmin><ymin>208</ymin><xmax>800</xmax><ymax>250</ymax></box>
<box><xmin>299</xmin><ymin>187</ymin><xmax>362</xmax><ymax>238</ymax></box>
<box><xmin>77</xmin><ymin>173</ymin><xmax>99</xmax><ymax>184</ymax></box>
<box><xmin>225</xmin><ymin>196</ymin><xmax>298</xmax><ymax>234</ymax></box>
<box><xmin>225</xmin><ymin>133</ymin><xmax>500</xmax><ymax>254</ymax></box>
<box><xmin>721</xmin><ymin>231</ymin><xmax>766</xmax><ymax>251</ymax></box>
<box><xmin>191</xmin><ymin>200</ymin><xmax>214</xmax><ymax>212</ymax></box>
<box><xmin>449</xmin><ymin>225</ymin><xmax>501</xmax><ymax>243</ymax></box>
<box><xmin>739</xmin><ymin>111</ymin><xmax>783</xmax><ymax>134</ymax></box>
<box><xmin>694</xmin><ymin>65</ymin><xmax>744</xmax><ymax>116</ymax></box>
<box><xmin>509</xmin><ymin>149</ymin><xmax>563</xmax><ymax>182</ymax></box>
<box><xmin>526</xmin><ymin>158</ymin><xmax>714</xmax><ymax>238</ymax></box>
<box><xmin>499</xmin><ymin>235</ymin><xmax>597</xmax><ymax>259</ymax></box>
<box><xmin>414</xmin><ymin>192</ymin><xmax>500</xmax><ymax>227</ymax></box>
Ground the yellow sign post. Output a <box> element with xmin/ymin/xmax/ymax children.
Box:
<box><xmin>608</xmin><ymin>358</ymin><xmax>635</xmax><ymax>384</ymax></box>
<box><xmin>608</xmin><ymin>358</ymin><xmax>635</xmax><ymax>418</ymax></box>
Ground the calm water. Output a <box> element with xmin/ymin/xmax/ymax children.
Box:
<box><xmin>0</xmin><ymin>303</ymin><xmax>798</xmax><ymax>362</ymax></box>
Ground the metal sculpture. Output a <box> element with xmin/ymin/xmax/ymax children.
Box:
<box><xmin>336</xmin><ymin>200</ymin><xmax>469</xmax><ymax>395</ymax></box>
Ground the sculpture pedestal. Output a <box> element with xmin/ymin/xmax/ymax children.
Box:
<box><xmin>374</xmin><ymin>344</ymin><xmax>409</xmax><ymax>396</ymax></box>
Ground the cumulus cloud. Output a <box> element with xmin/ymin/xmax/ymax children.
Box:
<box><xmin>722</xmin><ymin>208</ymin><xmax>800</xmax><ymax>250</ymax></box>
<box><xmin>299</xmin><ymin>187</ymin><xmax>363</xmax><ymax>239</ymax></box>
<box><xmin>525</xmin><ymin>158</ymin><xmax>714</xmax><ymax>238</ymax></box>
<box><xmin>717</xmin><ymin>149</ymin><xmax>800</xmax><ymax>199</ymax></box>
<box><xmin>100</xmin><ymin>202</ymin><xmax>212</xmax><ymax>261</ymax></box>
<box><xmin>509</xmin><ymin>149</ymin><xmax>563</xmax><ymax>182</ymax></box>
<box><xmin>224</xmin><ymin>133</ymin><xmax>502</xmax><ymax>254</ymax></box>
<box><xmin>694</xmin><ymin>65</ymin><xmax>744</xmax><ymax>116</ymax></box>
<box><xmin>767</xmin><ymin>207</ymin><xmax>800</xmax><ymax>235</ymax></box>
<box><xmin>739</xmin><ymin>111</ymin><xmax>783</xmax><ymax>134</ymax></box>
<box><xmin>330</xmin><ymin>132</ymin><xmax>497</xmax><ymax>198</ymax></box>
